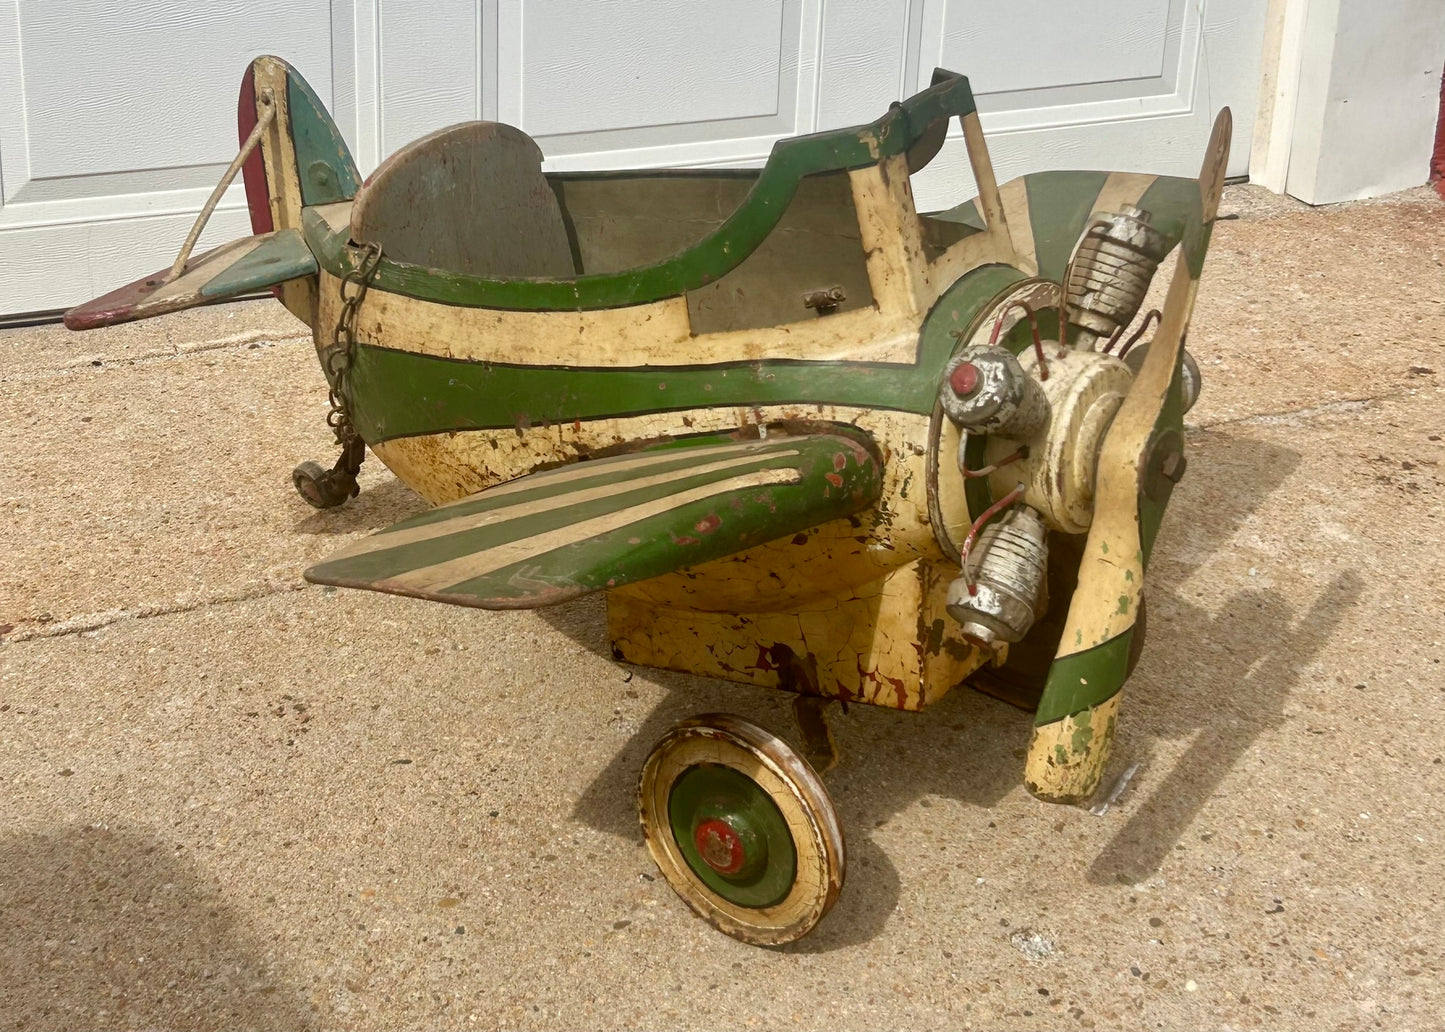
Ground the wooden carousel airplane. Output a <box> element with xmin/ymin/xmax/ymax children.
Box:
<box><xmin>68</xmin><ymin>56</ymin><xmax>1230</xmax><ymax>945</ymax></box>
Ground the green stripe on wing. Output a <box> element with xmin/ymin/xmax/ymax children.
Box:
<box><xmin>305</xmin><ymin>430</ymin><xmax>882</xmax><ymax>609</ymax></box>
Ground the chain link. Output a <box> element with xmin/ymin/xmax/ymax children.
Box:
<box><xmin>325</xmin><ymin>241</ymin><xmax>383</xmax><ymax>446</ymax></box>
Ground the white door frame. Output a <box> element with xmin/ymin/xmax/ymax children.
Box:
<box><xmin>1251</xmin><ymin>0</ymin><xmax>1445</xmax><ymax>204</ymax></box>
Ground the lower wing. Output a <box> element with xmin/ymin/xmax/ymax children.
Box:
<box><xmin>304</xmin><ymin>428</ymin><xmax>883</xmax><ymax>609</ymax></box>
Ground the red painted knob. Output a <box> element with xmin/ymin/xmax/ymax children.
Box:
<box><xmin>950</xmin><ymin>362</ymin><xmax>980</xmax><ymax>396</ymax></box>
<box><xmin>694</xmin><ymin>818</ymin><xmax>747</xmax><ymax>875</ymax></box>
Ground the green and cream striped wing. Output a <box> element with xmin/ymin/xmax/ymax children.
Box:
<box><xmin>1024</xmin><ymin>108</ymin><xmax>1233</xmax><ymax>804</ymax></box>
<box><xmin>305</xmin><ymin>431</ymin><xmax>882</xmax><ymax>609</ymax></box>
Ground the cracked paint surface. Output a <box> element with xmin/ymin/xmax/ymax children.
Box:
<box><xmin>1023</xmin><ymin>693</ymin><xmax>1121</xmax><ymax>804</ymax></box>
<box><xmin>609</xmin><ymin>558</ymin><xmax>987</xmax><ymax>712</ymax></box>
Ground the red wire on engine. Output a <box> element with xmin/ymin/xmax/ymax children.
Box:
<box><xmin>1117</xmin><ymin>309</ymin><xmax>1162</xmax><ymax>358</ymax></box>
<box><xmin>959</xmin><ymin>483</ymin><xmax>1027</xmax><ymax>595</ymax></box>
<box><xmin>961</xmin><ymin>446</ymin><xmax>1027</xmax><ymax>479</ymax></box>
<box><xmin>987</xmin><ymin>302</ymin><xmax>1050</xmax><ymax>381</ymax></box>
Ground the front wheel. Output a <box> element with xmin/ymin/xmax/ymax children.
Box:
<box><xmin>638</xmin><ymin>713</ymin><xmax>845</xmax><ymax>946</ymax></box>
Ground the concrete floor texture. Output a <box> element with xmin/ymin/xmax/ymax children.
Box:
<box><xmin>1</xmin><ymin>184</ymin><xmax>1443</xmax><ymax>1031</ymax></box>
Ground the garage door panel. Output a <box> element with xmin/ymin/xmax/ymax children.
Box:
<box><xmin>515</xmin><ymin>0</ymin><xmax>786</xmax><ymax>136</ymax></box>
<box><xmin>11</xmin><ymin>1</ymin><xmax>336</xmax><ymax>186</ymax></box>
<box><xmin>814</xmin><ymin>0</ymin><xmax>918</xmax><ymax>131</ymax></box>
<box><xmin>499</xmin><ymin>0</ymin><xmax>802</xmax><ymax>163</ymax></box>
<box><xmin>0</xmin><ymin>0</ymin><xmax>351</xmax><ymax>316</ymax></box>
<box><xmin>378</xmin><ymin>0</ymin><xmax>482</xmax><ymax>155</ymax></box>
<box><xmin>934</xmin><ymin>0</ymin><xmax>1172</xmax><ymax>95</ymax></box>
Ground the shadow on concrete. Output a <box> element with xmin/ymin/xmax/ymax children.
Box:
<box><xmin>290</xmin><ymin>474</ymin><xmax>423</xmax><ymax>537</ymax></box>
<box><xmin>1086</xmin><ymin>572</ymin><xmax>1359</xmax><ymax>885</ymax></box>
<box><xmin>0</xmin><ymin>824</ymin><xmax>312</xmax><ymax>1031</ymax></box>
<box><xmin>553</xmin><ymin>423</ymin><xmax>1330</xmax><ymax>940</ymax></box>
<box><xmin>1083</xmin><ymin>426</ymin><xmax>1357</xmax><ymax>882</ymax></box>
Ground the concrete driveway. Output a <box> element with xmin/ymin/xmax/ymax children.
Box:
<box><xmin>2</xmin><ymin>186</ymin><xmax>1442</xmax><ymax>1030</ymax></box>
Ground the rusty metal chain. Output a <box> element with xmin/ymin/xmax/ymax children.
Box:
<box><xmin>325</xmin><ymin>240</ymin><xmax>383</xmax><ymax>447</ymax></box>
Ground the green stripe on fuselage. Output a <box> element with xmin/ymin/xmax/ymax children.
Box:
<box><xmin>348</xmin><ymin>264</ymin><xmax>1026</xmax><ymax>443</ymax></box>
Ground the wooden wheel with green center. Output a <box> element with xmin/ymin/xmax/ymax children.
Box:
<box><xmin>639</xmin><ymin>713</ymin><xmax>845</xmax><ymax>945</ymax></box>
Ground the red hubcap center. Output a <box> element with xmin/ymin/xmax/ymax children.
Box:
<box><xmin>950</xmin><ymin>362</ymin><xmax>981</xmax><ymax>396</ymax></box>
<box><xmin>694</xmin><ymin>818</ymin><xmax>747</xmax><ymax>875</ymax></box>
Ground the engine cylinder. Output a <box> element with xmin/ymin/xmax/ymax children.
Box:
<box><xmin>940</xmin><ymin>346</ymin><xmax>1050</xmax><ymax>438</ymax></box>
<box><xmin>946</xmin><ymin>506</ymin><xmax>1049</xmax><ymax>649</ymax></box>
<box><xmin>1065</xmin><ymin>206</ymin><xmax>1169</xmax><ymax>351</ymax></box>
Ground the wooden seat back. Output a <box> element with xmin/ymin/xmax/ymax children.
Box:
<box><xmin>350</xmin><ymin>122</ymin><xmax>575</xmax><ymax>278</ymax></box>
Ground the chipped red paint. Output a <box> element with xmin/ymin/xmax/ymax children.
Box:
<box><xmin>857</xmin><ymin>658</ymin><xmax>909</xmax><ymax>710</ymax></box>
<box><xmin>1433</xmin><ymin>66</ymin><xmax>1445</xmax><ymax>199</ymax></box>
<box><xmin>238</xmin><ymin>63</ymin><xmax>275</xmax><ymax>236</ymax></box>
<box><xmin>694</xmin><ymin>514</ymin><xmax>722</xmax><ymax>535</ymax></box>
<box><xmin>694</xmin><ymin>819</ymin><xmax>747</xmax><ymax>875</ymax></box>
<box><xmin>62</xmin><ymin>273</ymin><xmax>167</xmax><ymax>330</ymax></box>
<box><xmin>825</xmin><ymin>473</ymin><xmax>844</xmax><ymax>488</ymax></box>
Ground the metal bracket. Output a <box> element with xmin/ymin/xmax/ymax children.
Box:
<box><xmin>791</xmin><ymin>695</ymin><xmax>840</xmax><ymax>773</ymax></box>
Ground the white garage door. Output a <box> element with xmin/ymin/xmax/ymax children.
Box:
<box><xmin>0</xmin><ymin>0</ymin><xmax>1265</xmax><ymax>318</ymax></box>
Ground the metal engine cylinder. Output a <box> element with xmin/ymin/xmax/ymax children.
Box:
<box><xmin>946</xmin><ymin>505</ymin><xmax>1049</xmax><ymax>650</ymax></box>
<box><xmin>940</xmin><ymin>346</ymin><xmax>1050</xmax><ymax>438</ymax></box>
<box><xmin>1122</xmin><ymin>339</ymin><xmax>1203</xmax><ymax>413</ymax></box>
<box><xmin>1065</xmin><ymin>206</ymin><xmax>1170</xmax><ymax>351</ymax></box>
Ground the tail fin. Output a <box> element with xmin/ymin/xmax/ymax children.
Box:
<box><xmin>65</xmin><ymin>57</ymin><xmax>355</xmax><ymax>331</ymax></box>
<box><xmin>239</xmin><ymin>56</ymin><xmax>360</xmax><ymax>234</ymax></box>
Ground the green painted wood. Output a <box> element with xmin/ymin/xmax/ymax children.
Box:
<box><xmin>198</xmin><ymin>228</ymin><xmax>318</xmax><ymax>298</ymax></box>
<box><xmin>345</xmin><ymin>264</ymin><xmax>1024</xmax><ymax>443</ymax></box>
<box><xmin>370</xmin><ymin>433</ymin><xmax>770</xmax><ymax>533</ymax></box>
<box><xmin>1023</xmin><ymin>171</ymin><xmax>1112</xmax><ymax>282</ymax></box>
<box><xmin>1134</xmin><ymin>175</ymin><xmax>1203</xmax><ymax>267</ymax></box>
<box><xmin>286</xmin><ymin>66</ymin><xmax>360</xmax><ymax>206</ymax></box>
<box><xmin>927</xmin><ymin>198</ymin><xmax>987</xmax><ymax>232</ymax></box>
<box><xmin>1033</xmin><ymin>628</ymin><xmax>1133</xmax><ymax>726</ymax></box>
<box><xmin>302</xmin><ymin>73</ymin><xmax>977</xmax><ymax>311</ymax></box>
<box><xmin>304</xmin><ymin>430</ymin><xmax>883</xmax><ymax>609</ymax></box>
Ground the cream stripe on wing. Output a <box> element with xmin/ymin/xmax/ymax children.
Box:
<box><xmin>382</xmin><ymin>468</ymin><xmax>802</xmax><ymax>595</ymax></box>
<box><xmin>1090</xmin><ymin>172</ymin><xmax>1158</xmax><ymax>218</ymax></box>
<box><xmin>332</xmin><ymin>449</ymin><xmax>802</xmax><ymax>558</ymax></box>
<box><xmin>997</xmin><ymin>177</ymin><xmax>1036</xmax><ymax>275</ymax></box>
<box><xmin>378</xmin><ymin>438</ymin><xmax>787</xmax><ymax>519</ymax></box>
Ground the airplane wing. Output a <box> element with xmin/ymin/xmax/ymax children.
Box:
<box><xmin>64</xmin><ymin>228</ymin><xmax>317</xmax><ymax>330</ymax></box>
<box><xmin>304</xmin><ymin>429</ymin><xmax>882</xmax><ymax>609</ymax></box>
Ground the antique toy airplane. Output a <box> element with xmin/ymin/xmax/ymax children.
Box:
<box><xmin>67</xmin><ymin>56</ymin><xmax>1230</xmax><ymax>945</ymax></box>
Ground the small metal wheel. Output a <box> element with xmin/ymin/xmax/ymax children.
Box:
<box><xmin>291</xmin><ymin>460</ymin><xmax>360</xmax><ymax>509</ymax></box>
<box><xmin>639</xmin><ymin>713</ymin><xmax>845</xmax><ymax>946</ymax></box>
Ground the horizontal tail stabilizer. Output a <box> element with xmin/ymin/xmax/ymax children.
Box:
<box><xmin>64</xmin><ymin>228</ymin><xmax>317</xmax><ymax>330</ymax></box>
